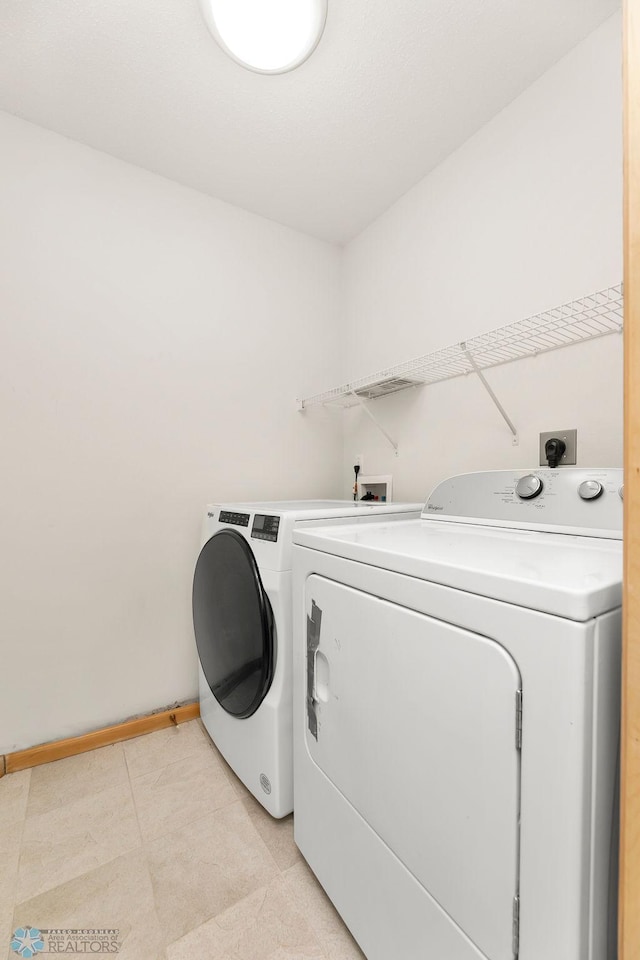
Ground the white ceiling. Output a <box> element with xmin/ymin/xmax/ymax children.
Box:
<box><xmin>0</xmin><ymin>0</ymin><xmax>619</xmax><ymax>243</ymax></box>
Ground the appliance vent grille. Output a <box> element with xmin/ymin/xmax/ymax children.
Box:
<box><xmin>259</xmin><ymin>773</ymin><xmax>272</xmax><ymax>795</ymax></box>
<box><xmin>354</xmin><ymin>376</ymin><xmax>421</xmax><ymax>400</ymax></box>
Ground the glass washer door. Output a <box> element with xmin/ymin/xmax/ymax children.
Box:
<box><xmin>193</xmin><ymin>529</ymin><xmax>275</xmax><ymax>718</ymax></box>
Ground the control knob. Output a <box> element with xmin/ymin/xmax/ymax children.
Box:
<box><xmin>516</xmin><ymin>474</ymin><xmax>543</xmax><ymax>500</ymax></box>
<box><xmin>578</xmin><ymin>480</ymin><xmax>603</xmax><ymax>501</ymax></box>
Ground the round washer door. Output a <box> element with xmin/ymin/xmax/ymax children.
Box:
<box><xmin>193</xmin><ymin>529</ymin><xmax>275</xmax><ymax>719</ymax></box>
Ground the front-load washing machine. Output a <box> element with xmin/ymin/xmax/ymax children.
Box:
<box><xmin>292</xmin><ymin>470</ymin><xmax>622</xmax><ymax>960</ymax></box>
<box><xmin>192</xmin><ymin>499</ymin><xmax>422</xmax><ymax>818</ymax></box>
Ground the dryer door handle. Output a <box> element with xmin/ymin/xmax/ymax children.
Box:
<box><xmin>306</xmin><ymin>600</ymin><xmax>323</xmax><ymax>740</ymax></box>
<box><xmin>313</xmin><ymin>650</ymin><xmax>331</xmax><ymax>704</ymax></box>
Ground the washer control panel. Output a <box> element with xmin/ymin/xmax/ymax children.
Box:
<box><xmin>219</xmin><ymin>510</ymin><xmax>249</xmax><ymax>527</ymax></box>
<box><xmin>251</xmin><ymin>514</ymin><xmax>280</xmax><ymax>542</ymax></box>
<box><xmin>424</xmin><ymin>468</ymin><xmax>623</xmax><ymax>538</ymax></box>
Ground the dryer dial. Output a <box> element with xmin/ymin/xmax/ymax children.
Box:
<box><xmin>516</xmin><ymin>474</ymin><xmax>543</xmax><ymax>500</ymax></box>
<box><xmin>578</xmin><ymin>480</ymin><xmax>603</xmax><ymax>501</ymax></box>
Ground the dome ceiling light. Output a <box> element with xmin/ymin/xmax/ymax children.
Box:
<box><xmin>200</xmin><ymin>0</ymin><xmax>328</xmax><ymax>75</ymax></box>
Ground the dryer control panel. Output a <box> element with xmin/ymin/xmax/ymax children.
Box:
<box><xmin>424</xmin><ymin>468</ymin><xmax>623</xmax><ymax>539</ymax></box>
<box><xmin>219</xmin><ymin>510</ymin><xmax>250</xmax><ymax>527</ymax></box>
<box><xmin>251</xmin><ymin>514</ymin><xmax>280</xmax><ymax>542</ymax></box>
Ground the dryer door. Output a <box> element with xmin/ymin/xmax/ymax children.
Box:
<box><xmin>193</xmin><ymin>530</ymin><xmax>274</xmax><ymax>718</ymax></box>
<box><xmin>305</xmin><ymin>575</ymin><xmax>521</xmax><ymax>960</ymax></box>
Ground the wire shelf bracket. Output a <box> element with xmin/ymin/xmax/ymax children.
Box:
<box><xmin>349</xmin><ymin>390</ymin><xmax>399</xmax><ymax>454</ymax></box>
<box><xmin>297</xmin><ymin>284</ymin><xmax>623</xmax><ymax>446</ymax></box>
<box><xmin>461</xmin><ymin>344</ymin><xmax>519</xmax><ymax>445</ymax></box>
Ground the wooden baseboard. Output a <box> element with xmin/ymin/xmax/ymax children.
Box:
<box><xmin>1</xmin><ymin>702</ymin><xmax>200</xmax><ymax>776</ymax></box>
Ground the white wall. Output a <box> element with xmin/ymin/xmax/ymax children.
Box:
<box><xmin>0</xmin><ymin>11</ymin><xmax>623</xmax><ymax>752</ymax></box>
<box><xmin>342</xmin><ymin>13</ymin><xmax>623</xmax><ymax>503</ymax></box>
<box><xmin>0</xmin><ymin>113</ymin><xmax>342</xmax><ymax>753</ymax></box>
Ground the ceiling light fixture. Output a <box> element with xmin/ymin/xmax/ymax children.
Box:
<box><xmin>200</xmin><ymin>0</ymin><xmax>327</xmax><ymax>75</ymax></box>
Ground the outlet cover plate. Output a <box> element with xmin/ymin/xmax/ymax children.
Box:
<box><xmin>539</xmin><ymin>429</ymin><xmax>577</xmax><ymax>466</ymax></box>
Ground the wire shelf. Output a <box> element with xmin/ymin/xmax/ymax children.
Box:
<box><xmin>298</xmin><ymin>284</ymin><xmax>623</xmax><ymax>410</ymax></box>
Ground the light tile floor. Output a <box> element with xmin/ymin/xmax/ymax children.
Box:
<box><xmin>0</xmin><ymin>720</ymin><xmax>365</xmax><ymax>960</ymax></box>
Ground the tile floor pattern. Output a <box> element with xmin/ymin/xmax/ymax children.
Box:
<box><xmin>0</xmin><ymin>720</ymin><xmax>365</xmax><ymax>960</ymax></box>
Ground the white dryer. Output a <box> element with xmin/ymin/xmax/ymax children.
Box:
<box><xmin>192</xmin><ymin>499</ymin><xmax>422</xmax><ymax>818</ymax></box>
<box><xmin>292</xmin><ymin>470</ymin><xmax>622</xmax><ymax>960</ymax></box>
